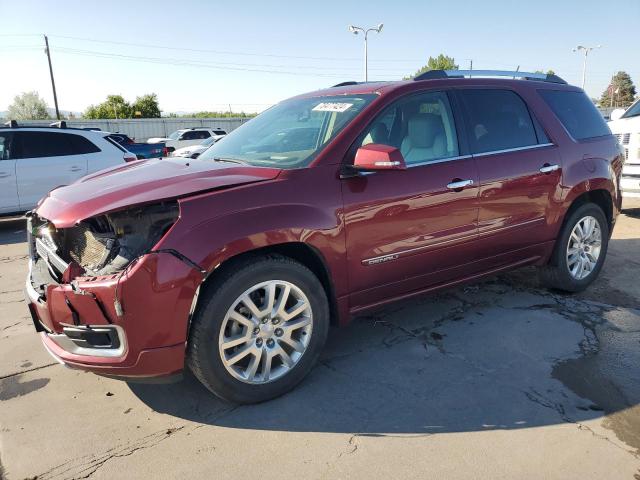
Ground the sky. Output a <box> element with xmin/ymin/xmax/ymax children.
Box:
<box><xmin>1</xmin><ymin>0</ymin><xmax>638</xmax><ymax>115</ymax></box>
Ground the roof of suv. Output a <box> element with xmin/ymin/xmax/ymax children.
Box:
<box><xmin>297</xmin><ymin>70</ymin><xmax>578</xmax><ymax>100</ymax></box>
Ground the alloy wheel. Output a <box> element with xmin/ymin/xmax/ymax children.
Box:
<box><xmin>566</xmin><ymin>215</ymin><xmax>602</xmax><ymax>280</ymax></box>
<box><xmin>218</xmin><ymin>280</ymin><xmax>313</xmax><ymax>384</ymax></box>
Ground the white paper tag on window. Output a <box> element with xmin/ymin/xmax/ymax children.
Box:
<box><xmin>312</xmin><ymin>102</ymin><xmax>353</xmax><ymax>113</ymax></box>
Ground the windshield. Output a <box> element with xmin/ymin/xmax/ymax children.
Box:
<box><xmin>622</xmin><ymin>100</ymin><xmax>640</xmax><ymax>119</ymax></box>
<box><xmin>199</xmin><ymin>94</ymin><xmax>376</xmax><ymax>168</ymax></box>
<box><xmin>168</xmin><ymin>131</ymin><xmax>182</xmax><ymax>140</ymax></box>
<box><xmin>201</xmin><ymin>136</ymin><xmax>216</xmax><ymax>147</ymax></box>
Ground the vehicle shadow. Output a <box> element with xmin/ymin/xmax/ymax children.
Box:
<box><xmin>0</xmin><ymin>218</ymin><xmax>27</xmax><ymax>245</ymax></box>
<box><xmin>129</xmin><ymin>250</ymin><xmax>640</xmax><ymax>440</ymax></box>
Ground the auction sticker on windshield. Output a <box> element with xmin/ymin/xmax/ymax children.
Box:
<box><xmin>312</xmin><ymin>102</ymin><xmax>353</xmax><ymax>113</ymax></box>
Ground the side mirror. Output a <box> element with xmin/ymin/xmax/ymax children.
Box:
<box><xmin>610</xmin><ymin>108</ymin><xmax>626</xmax><ymax>121</ymax></box>
<box><xmin>353</xmin><ymin>144</ymin><xmax>406</xmax><ymax>171</ymax></box>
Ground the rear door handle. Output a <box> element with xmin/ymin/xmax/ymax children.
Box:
<box><xmin>69</xmin><ymin>166</ymin><xmax>83</xmax><ymax>172</ymax></box>
<box><xmin>539</xmin><ymin>164</ymin><xmax>559</xmax><ymax>174</ymax></box>
<box><xmin>0</xmin><ymin>172</ymin><xmax>10</xmax><ymax>178</ymax></box>
<box><xmin>446</xmin><ymin>179</ymin><xmax>474</xmax><ymax>190</ymax></box>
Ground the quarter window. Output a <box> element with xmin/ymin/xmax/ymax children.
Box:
<box><xmin>359</xmin><ymin>91</ymin><xmax>459</xmax><ymax>166</ymax></box>
<box><xmin>539</xmin><ymin>90</ymin><xmax>611</xmax><ymax>140</ymax></box>
<box><xmin>459</xmin><ymin>89</ymin><xmax>539</xmax><ymax>154</ymax></box>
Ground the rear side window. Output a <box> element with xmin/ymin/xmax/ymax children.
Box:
<box><xmin>459</xmin><ymin>89</ymin><xmax>539</xmax><ymax>154</ymax></box>
<box><xmin>16</xmin><ymin>132</ymin><xmax>99</xmax><ymax>158</ymax></box>
<box><xmin>68</xmin><ymin>134</ymin><xmax>101</xmax><ymax>154</ymax></box>
<box><xmin>539</xmin><ymin>90</ymin><xmax>610</xmax><ymax>140</ymax></box>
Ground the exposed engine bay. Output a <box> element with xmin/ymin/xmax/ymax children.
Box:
<box><xmin>31</xmin><ymin>202</ymin><xmax>179</xmax><ymax>279</ymax></box>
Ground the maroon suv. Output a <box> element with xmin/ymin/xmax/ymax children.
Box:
<box><xmin>25</xmin><ymin>70</ymin><xmax>623</xmax><ymax>403</ymax></box>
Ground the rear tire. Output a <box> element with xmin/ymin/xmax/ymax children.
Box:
<box><xmin>187</xmin><ymin>255</ymin><xmax>329</xmax><ymax>404</ymax></box>
<box><xmin>538</xmin><ymin>203</ymin><xmax>609</xmax><ymax>292</ymax></box>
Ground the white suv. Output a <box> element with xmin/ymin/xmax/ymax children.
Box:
<box><xmin>147</xmin><ymin>128</ymin><xmax>227</xmax><ymax>151</ymax></box>
<box><xmin>0</xmin><ymin>122</ymin><xmax>136</xmax><ymax>215</ymax></box>
<box><xmin>609</xmin><ymin>100</ymin><xmax>640</xmax><ymax>199</ymax></box>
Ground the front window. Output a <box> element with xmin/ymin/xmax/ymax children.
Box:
<box><xmin>199</xmin><ymin>95</ymin><xmax>376</xmax><ymax>168</ymax></box>
<box><xmin>168</xmin><ymin>131</ymin><xmax>182</xmax><ymax>140</ymax></box>
<box><xmin>622</xmin><ymin>100</ymin><xmax>640</xmax><ymax>119</ymax></box>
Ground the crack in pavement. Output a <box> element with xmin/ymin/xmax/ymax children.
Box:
<box><xmin>522</xmin><ymin>388</ymin><xmax>640</xmax><ymax>460</ymax></box>
<box><xmin>32</xmin><ymin>406</ymin><xmax>238</xmax><ymax>480</ymax></box>
<box><xmin>0</xmin><ymin>362</ymin><xmax>57</xmax><ymax>380</ymax></box>
<box><xmin>36</xmin><ymin>426</ymin><xmax>185</xmax><ymax>480</ymax></box>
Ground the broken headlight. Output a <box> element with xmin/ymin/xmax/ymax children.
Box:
<box><xmin>55</xmin><ymin>202</ymin><xmax>179</xmax><ymax>276</ymax></box>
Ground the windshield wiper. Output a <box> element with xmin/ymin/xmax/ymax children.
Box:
<box><xmin>212</xmin><ymin>157</ymin><xmax>248</xmax><ymax>165</ymax></box>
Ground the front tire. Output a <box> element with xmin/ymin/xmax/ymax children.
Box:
<box><xmin>538</xmin><ymin>203</ymin><xmax>609</xmax><ymax>292</ymax></box>
<box><xmin>187</xmin><ymin>255</ymin><xmax>329</xmax><ymax>404</ymax></box>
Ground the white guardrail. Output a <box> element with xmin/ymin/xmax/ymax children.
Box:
<box><xmin>15</xmin><ymin>117</ymin><xmax>251</xmax><ymax>142</ymax></box>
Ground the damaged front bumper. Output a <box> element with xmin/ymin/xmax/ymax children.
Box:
<box><xmin>25</xmin><ymin>216</ymin><xmax>204</xmax><ymax>380</ymax></box>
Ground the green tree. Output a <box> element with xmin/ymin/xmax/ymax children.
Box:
<box><xmin>83</xmin><ymin>95</ymin><xmax>133</xmax><ymax>119</ymax></box>
<box><xmin>132</xmin><ymin>93</ymin><xmax>161</xmax><ymax>118</ymax></box>
<box><xmin>405</xmin><ymin>54</ymin><xmax>458</xmax><ymax>79</ymax></box>
<box><xmin>600</xmin><ymin>71</ymin><xmax>637</xmax><ymax>108</ymax></box>
<box><xmin>534</xmin><ymin>69</ymin><xmax>556</xmax><ymax>75</ymax></box>
<box><xmin>7</xmin><ymin>91</ymin><xmax>49</xmax><ymax>120</ymax></box>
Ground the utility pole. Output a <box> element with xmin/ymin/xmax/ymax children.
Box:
<box><xmin>469</xmin><ymin>59</ymin><xmax>473</xmax><ymax>71</ymax></box>
<box><xmin>573</xmin><ymin>45</ymin><xmax>601</xmax><ymax>90</ymax></box>
<box><xmin>43</xmin><ymin>35</ymin><xmax>60</xmax><ymax>120</ymax></box>
<box><xmin>348</xmin><ymin>24</ymin><xmax>383</xmax><ymax>82</ymax></box>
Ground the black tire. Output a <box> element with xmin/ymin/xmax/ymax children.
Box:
<box><xmin>538</xmin><ymin>203</ymin><xmax>609</xmax><ymax>292</ymax></box>
<box><xmin>187</xmin><ymin>255</ymin><xmax>330</xmax><ymax>404</ymax></box>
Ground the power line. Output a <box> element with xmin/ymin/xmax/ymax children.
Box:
<box><xmin>48</xmin><ymin>34</ymin><xmax>424</xmax><ymax>63</ymax></box>
<box><xmin>52</xmin><ymin>47</ymin><xmax>412</xmax><ymax>78</ymax></box>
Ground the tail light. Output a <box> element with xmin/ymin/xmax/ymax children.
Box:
<box><xmin>123</xmin><ymin>152</ymin><xmax>137</xmax><ymax>162</ymax></box>
<box><xmin>162</xmin><ymin>147</ymin><xmax>169</xmax><ymax>157</ymax></box>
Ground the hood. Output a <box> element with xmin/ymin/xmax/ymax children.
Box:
<box><xmin>36</xmin><ymin>157</ymin><xmax>281</xmax><ymax>227</ymax></box>
<box><xmin>609</xmin><ymin>115</ymin><xmax>640</xmax><ymax>133</ymax></box>
<box><xmin>174</xmin><ymin>144</ymin><xmax>208</xmax><ymax>155</ymax></box>
<box><xmin>147</xmin><ymin>137</ymin><xmax>169</xmax><ymax>143</ymax></box>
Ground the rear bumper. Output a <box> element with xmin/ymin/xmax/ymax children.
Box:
<box><xmin>25</xmin><ymin>248</ymin><xmax>202</xmax><ymax>378</ymax></box>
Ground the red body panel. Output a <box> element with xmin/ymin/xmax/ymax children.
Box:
<box><xmin>26</xmin><ymin>78</ymin><xmax>622</xmax><ymax>378</ymax></box>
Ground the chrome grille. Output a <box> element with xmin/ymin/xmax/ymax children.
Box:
<box><xmin>623</xmin><ymin>133</ymin><xmax>631</xmax><ymax>144</ymax></box>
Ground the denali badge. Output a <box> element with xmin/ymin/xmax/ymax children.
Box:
<box><xmin>363</xmin><ymin>254</ymin><xmax>399</xmax><ymax>266</ymax></box>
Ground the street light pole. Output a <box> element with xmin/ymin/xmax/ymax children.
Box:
<box><xmin>348</xmin><ymin>24</ymin><xmax>383</xmax><ymax>82</ymax></box>
<box><xmin>573</xmin><ymin>45</ymin><xmax>601</xmax><ymax>90</ymax></box>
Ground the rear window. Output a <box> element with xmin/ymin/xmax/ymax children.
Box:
<box><xmin>539</xmin><ymin>90</ymin><xmax>610</xmax><ymax>140</ymax></box>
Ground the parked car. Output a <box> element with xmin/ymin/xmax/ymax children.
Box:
<box><xmin>0</xmin><ymin>121</ymin><xmax>136</xmax><ymax>215</ymax></box>
<box><xmin>608</xmin><ymin>99</ymin><xmax>640</xmax><ymax>200</ymax></box>
<box><xmin>147</xmin><ymin>127</ymin><xmax>227</xmax><ymax>152</ymax></box>
<box><xmin>106</xmin><ymin>133</ymin><xmax>168</xmax><ymax>159</ymax></box>
<box><xmin>171</xmin><ymin>134</ymin><xmax>224</xmax><ymax>159</ymax></box>
<box><xmin>25</xmin><ymin>71</ymin><xmax>622</xmax><ymax>404</ymax></box>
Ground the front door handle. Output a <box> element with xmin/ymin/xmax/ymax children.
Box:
<box><xmin>446</xmin><ymin>179</ymin><xmax>474</xmax><ymax>190</ymax></box>
<box><xmin>539</xmin><ymin>164</ymin><xmax>559</xmax><ymax>174</ymax></box>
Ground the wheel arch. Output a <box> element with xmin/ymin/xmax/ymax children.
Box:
<box><xmin>194</xmin><ymin>242</ymin><xmax>340</xmax><ymax>328</ymax></box>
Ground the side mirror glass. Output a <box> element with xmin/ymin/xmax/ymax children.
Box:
<box><xmin>354</xmin><ymin>144</ymin><xmax>406</xmax><ymax>171</ymax></box>
<box><xmin>610</xmin><ymin>108</ymin><xmax>625</xmax><ymax>121</ymax></box>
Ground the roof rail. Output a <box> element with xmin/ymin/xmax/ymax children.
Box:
<box><xmin>4</xmin><ymin>120</ymin><xmax>17</xmax><ymax>128</ymax></box>
<box><xmin>413</xmin><ymin>69</ymin><xmax>567</xmax><ymax>84</ymax></box>
<box><xmin>50</xmin><ymin>120</ymin><xmax>67</xmax><ymax>128</ymax></box>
